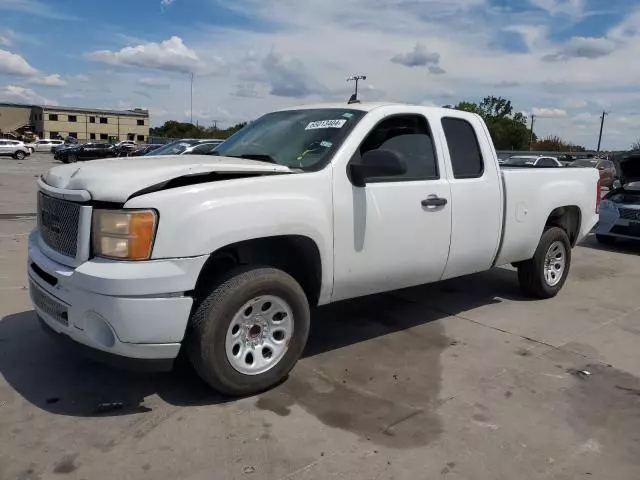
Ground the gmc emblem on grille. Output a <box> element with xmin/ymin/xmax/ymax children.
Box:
<box><xmin>41</xmin><ymin>209</ymin><xmax>61</xmax><ymax>234</ymax></box>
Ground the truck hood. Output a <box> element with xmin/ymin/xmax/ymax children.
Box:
<box><xmin>617</xmin><ymin>152</ymin><xmax>640</xmax><ymax>185</ymax></box>
<box><xmin>41</xmin><ymin>155</ymin><xmax>293</xmax><ymax>203</ymax></box>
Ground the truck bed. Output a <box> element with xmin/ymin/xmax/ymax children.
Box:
<box><xmin>494</xmin><ymin>167</ymin><xmax>599</xmax><ymax>266</ymax></box>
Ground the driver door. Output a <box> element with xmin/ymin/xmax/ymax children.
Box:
<box><xmin>332</xmin><ymin>113</ymin><xmax>452</xmax><ymax>301</ymax></box>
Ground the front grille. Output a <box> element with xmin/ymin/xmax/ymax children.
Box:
<box><xmin>619</xmin><ymin>207</ymin><xmax>640</xmax><ymax>221</ymax></box>
<box><xmin>30</xmin><ymin>280</ymin><xmax>69</xmax><ymax>326</ymax></box>
<box><xmin>38</xmin><ymin>192</ymin><xmax>80</xmax><ymax>258</ymax></box>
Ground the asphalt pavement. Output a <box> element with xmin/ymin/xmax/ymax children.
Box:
<box><xmin>1</xmin><ymin>153</ymin><xmax>640</xmax><ymax>480</ymax></box>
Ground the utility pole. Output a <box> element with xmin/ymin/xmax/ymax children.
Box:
<box><xmin>529</xmin><ymin>114</ymin><xmax>536</xmax><ymax>151</ymax></box>
<box><xmin>597</xmin><ymin>111</ymin><xmax>608</xmax><ymax>153</ymax></box>
<box><xmin>346</xmin><ymin>74</ymin><xmax>366</xmax><ymax>103</ymax></box>
<box><xmin>189</xmin><ymin>72</ymin><xmax>194</xmax><ymax>125</ymax></box>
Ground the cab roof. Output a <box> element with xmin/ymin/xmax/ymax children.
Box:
<box><xmin>275</xmin><ymin>101</ymin><xmax>461</xmax><ymax>116</ymax></box>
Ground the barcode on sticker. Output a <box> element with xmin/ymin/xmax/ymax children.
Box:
<box><xmin>305</xmin><ymin>119</ymin><xmax>347</xmax><ymax>130</ymax></box>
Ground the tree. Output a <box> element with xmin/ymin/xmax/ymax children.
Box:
<box><xmin>454</xmin><ymin>96</ymin><xmax>530</xmax><ymax>150</ymax></box>
<box><xmin>631</xmin><ymin>139</ymin><xmax>640</xmax><ymax>151</ymax></box>
<box><xmin>150</xmin><ymin>121</ymin><xmax>248</xmax><ymax>140</ymax></box>
<box><xmin>532</xmin><ymin>135</ymin><xmax>586</xmax><ymax>152</ymax></box>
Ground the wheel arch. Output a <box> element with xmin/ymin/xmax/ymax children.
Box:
<box><xmin>545</xmin><ymin>205</ymin><xmax>582</xmax><ymax>246</ymax></box>
<box><xmin>193</xmin><ymin>235</ymin><xmax>324</xmax><ymax>308</ymax></box>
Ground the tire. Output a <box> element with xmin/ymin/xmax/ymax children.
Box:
<box><xmin>67</xmin><ymin>154</ymin><xmax>78</xmax><ymax>163</ymax></box>
<box><xmin>14</xmin><ymin>151</ymin><xmax>25</xmax><ymax>160</ymax></box>
<box><xmin>187</xmin><ymin>266</ymin><xmax>310</xmax><ymax>396</ymax></box>
<box><xmin>517</xmin><ymin>227</ymin><xmax>571</xmax><ymax>299</ymax></box>
<box><xmin>596</xmin><ymin>234</ymin><xmax>616</xmax><ymax>245</ymax></box>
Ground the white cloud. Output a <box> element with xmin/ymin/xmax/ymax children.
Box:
<box><xmin>0</xmin><ymin>49</ymin><xmax>38</xmax><ymax>76</ymax></box>
<box><xmin>233</xmin><ymin>83</ymin><xmax>266</xmax><ymax>98</ymax></box>
<box><xmin>86</xmin><ymin>36</ymin><xmax>204</xmax><ymax>73</ymax></box>
<box><xmin>0</xmin><ymin>85</ymin><xmax>57</xmax><ymax>105</ymax></box>
<box><xmin>543</xmin><ymin>36</ymin><xmax>616</xmax><ymax>61</ymax></box>
<box><xmin>0</xmin><ymin>0</ymin><xmax>78</xmax><ymax>20</ymax></box>
<box><xmin>503</xmin><ymin>25</ymin><xmax>548</xmax><ymax>51</ymax></box>
<box><xmin>391</xmin><ymin>43</ymin><xmax>441</xmax><ymax>68</ymax></box>
<box><xmin>0</xmin><ymin>30</ymin><xmax>13</xmax><ymax>47</ymax></box>
<box><xmin>160</xmin><ymin>0</ymin><xmax>175</xmax><ymax>10</ymax></box>
<box><xmin>24</xmin><ymin>0</ymin><xmax>636</xmax><ymax>148</ymax></box>
<box><xmin>261</xmin><ymin>51</ymin><xmax>326</xmax><ymax>98</ymax></box>
<box><xmin>532</xmin><ymin>107</ymin><xmax>568</xmax><ymax>118</ymax></box>
<box><xmin>69</xmin><ymin>74</ymin><xmax>89</xmax><ymax>82</ymax></box>
<box><xmin>136</xmin><ymin>77</ymin><xmax>171</xmax><ymax>88</ymax></box>
<box><xmin>29</xmin><ymin>74</ymin><xmax>67</xmax><ymax>87</ymax></box>
<box><xmin>561</xmin><ymin>98</ymin><xmax>587</xmax><ymax>109</ymax></box>
<box><xmin>529</xmin><ymin>0</ymin><xmax>585</xmax><ymax>18</ymax></box>
<box><xmin>494</xmin><ymin>81</ymin><xmax>520</xmax><ymax>88</ymax></box>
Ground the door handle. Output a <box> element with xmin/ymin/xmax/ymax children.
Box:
<box><xmin>421</xmin><ymin>195</ymin><xmax>447</xmax><ymax>207</ymax></box>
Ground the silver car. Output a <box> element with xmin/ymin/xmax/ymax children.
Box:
<box><xmin>0</xmin><ymin>139</ymin><xmax>30</xmax><ymax>160</ymax></box>
<box><xmin>596</xmin><ymin>152</ymin><xmax>640</xmax><ymax>244</ymax></box>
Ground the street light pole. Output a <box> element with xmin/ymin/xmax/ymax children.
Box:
<box><xmin>529</xmin><ymin>114</ymin><xmax>536</xmax><ymax>151</ymax></box>
<box><xmin>597</xmin><ymin>111</ymin><xmax>608</xmax><ymax>153</ymax></box>
<box><xmin>189</xmin><ymin>72</ymin><xmax>194</xmax><ymax>125</ymax></box>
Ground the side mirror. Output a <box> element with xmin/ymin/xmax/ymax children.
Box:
<box><xmin>598</xmin><ymin>166</ymin><xmax>605</xmax><ymax>170</ymax></box>
<box><xmin>349</xmin><ymin>149</ymin><xmax>406</xmax><ymax>187</ymax></box>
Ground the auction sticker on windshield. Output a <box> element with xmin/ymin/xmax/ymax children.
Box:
<box><xmin>305</xmin><ymin>119</ymin><xmax>347</xmax><ymax>130</ymax></box>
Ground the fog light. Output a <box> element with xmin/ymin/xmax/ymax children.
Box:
<box><xmin>83</xmin><ymin>311</ymin><xmax>116</xmax><ymax>348</ymax></box>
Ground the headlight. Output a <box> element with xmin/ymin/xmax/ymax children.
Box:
<box><xmin>92</xmin><ymin>209</ymin><xmax>157</xmax><ymax>260</ymax></box>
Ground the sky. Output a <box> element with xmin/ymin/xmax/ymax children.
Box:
<box><xmin>0</xmin><ymin>0</ymin><xmax>639</xmax><ymax>149</ymax></box>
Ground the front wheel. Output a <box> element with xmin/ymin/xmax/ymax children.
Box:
<box><xmin>67</xmin><ymin>154</ymin><xmax>78</xmax><ymax>163</ymax></box>
<box><xmin>14</xmin><ymin>151</ymin><xmax>25</xmax><ymax>160</ymax></box>
<box><xmin>187</xmin><ymin>266</ymin><xmax>310</xmax><ymax>396</ymax></box>
<box><xmin>517</xmin><ymin>227</ymin><xmax>571</xmax><ymax>299</ymax></box>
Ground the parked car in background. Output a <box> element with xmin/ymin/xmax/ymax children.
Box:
<box><xmin>570</xmin><ymin>158</ymin><xmax>616</xmax><ymax>189</ymax></box>
<box><xmin>503</xmin><ymin>155</ymin><xmax>563</xmax><ymax>167</ymax></box>
<box><xmin>28</xmin><ymin>139</ymin><xmax>64</xmax><ymax>153</ymax></box>
<box><xmin>596</xmin><ymin>152</ymin><xmax>640</xmax><ymax>244</ymax></box>
<box><xmin>55</xmin><ymin>143</ymin><xmax>116</xmax><ymax>163</ymax></box>
<box><xmin>0</xmin><ymin>139</ymin><xmax>31</xmax><ymax>160</ymax></box>
<box><xmin>144</xmin><ymin>139</ymin><xmax>224</xmax><ymax>156</ymax></box>
<box><xmin>129</xmin><ymin>144</ymin><xmax>164</xmax><ymax>157</ymax></box>
<box><xmin>114</xmin><ymin>140</ymin><xmax>137</xmax><ymax>155</ymax></box>
<box><xmin>182</xmin><ymin>141</ymin><xmax>223</xmax><ymax>155</ymax></box>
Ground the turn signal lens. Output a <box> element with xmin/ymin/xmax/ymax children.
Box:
<box><xmin>92</xmin><ymin>209</ymin><xmax>157</xmax><ymax>260</ymax></box>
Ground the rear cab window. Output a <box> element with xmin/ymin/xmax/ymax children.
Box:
<box><xmin>441</xmin><ymin>117</ymin><xmax>484</xmax><ymax>178</ymax></box>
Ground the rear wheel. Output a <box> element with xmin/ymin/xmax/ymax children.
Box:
<box><xmin>14</xmin><ymin>151</ymin><xmax>25</xmax><ymax>160</ymax></box>
<box><xmin>187</xmin><ymin>266</ymin><xmax>310</xmax><ymax>396</ymax></box>
<box><xmin>518</xmin><ymin>227</ymin><xmax>571</xmax><ymax>299</ymax></box>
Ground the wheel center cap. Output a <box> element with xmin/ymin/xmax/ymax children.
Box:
<box><xmin>248</xmin><ymin>325</ymin><xmax>262</xmax><ymax>338</ymax></box>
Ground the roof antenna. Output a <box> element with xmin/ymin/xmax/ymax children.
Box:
<box><xmin>346</xmin><ymin>74</ymin><xmax>366</xmax><ymax>104</ymax></box>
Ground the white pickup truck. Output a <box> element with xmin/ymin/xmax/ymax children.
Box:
<box><xmin>28</xmin><ymin>102</ymin><xmax>600</xmax><ymax>395</ymax></box>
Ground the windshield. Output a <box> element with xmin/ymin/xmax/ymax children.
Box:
<box><xmin>572</xmin><ymin>159</ymin><xmax>598</xmax><ymax>167</ymax></box>
<box><xmin>145</xmin><ymin>140</ymin><xmax>199</xmax><ymax>156</ymax></box>
<box><xmin>504</xmin><ymin>156</ymin><xmax>536</xmax><ymax>166</ymax></box>
<box><xmin>214</xmin><ymin>108</ymin><xmax>366</xmax><ymax>169</ymax></box>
